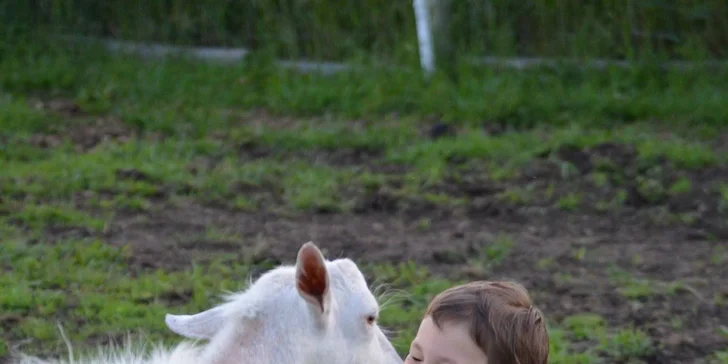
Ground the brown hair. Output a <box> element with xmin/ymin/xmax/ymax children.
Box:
<box><xmin>425</xmin><ymin>280</ymin><xmax>549</xmax><ymax>364</ymax></box>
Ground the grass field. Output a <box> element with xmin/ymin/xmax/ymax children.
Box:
<box><xmin>1</xmin><ymin>33</ymin><xmax>728</xmax><ymax>363</ymax></box>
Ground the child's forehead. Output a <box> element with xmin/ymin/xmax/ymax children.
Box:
<box><xmin>413</xmin><ymin>316</ymin><xmax>486</xmax><ymax>362</ymax></box>
<box><xmin>425</xmin><ymin>315</ymin><xmax>471</xmax><ymax>335</ymax></box>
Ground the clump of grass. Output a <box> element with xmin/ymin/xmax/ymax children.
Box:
<box><xmin>636</xmin><ymin>175</ymin><xmax>667</xmax><ymax>204</ymax></box>
<box><xmin>638</xmin><ymin>139</ymin><xmax>721</xmax><ymax>170</ymax></box>
<box><xmin>557</xmin><ymin>192</ymin><xmax>582</xmax><ymax>211</ymax></box>
<box><xmin>0</xmin><ymin>96</ymin><xmax>64</xmax><ymax>135</ymax></box>
<box><xmin>499</xmin><ymin>185</ymin><xmax>538</xmax><ymax>206</ymax></box>
<box><xmin>669</xmin><ymin>177</ymin><xmax>693</xmax><ymax>195</ymax></box>
<box><xmin>599</xmin><ymin>327</ymin><xmax>655</xmax><ymax>361</ymax></box>
<box><xmin>563</xmin><ymin>313</ymin><xmax>607</xmax><ymax>341</ymax></box>
<box><xmin>6</xmin><ymin>204</ymin><xmax>108</xmax><ymax>233</ymax></box>
<box><xmin>714</xmin><ymin>350</ymin><xmax>728</xmax><ymax>364</ymax></box>
<box><xmin>283</xmin><ymin>165</ymin><xmax>355</xmax><ymax>212</ymax></box>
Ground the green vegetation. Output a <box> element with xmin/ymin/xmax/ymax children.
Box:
<box><xmin>3</xmin><ymin>0</ymin><xmax>727</xmax><ymax>62</ymax></box>
<box><xmin>1</xmin><ymin>27</ymin><xmax>728</xmax><ymax>363</ymax></box>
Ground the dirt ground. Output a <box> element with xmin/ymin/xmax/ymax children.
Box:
<box><xmin>13</xmin><ymin>104</ymin><xmax>728</xmax><ymax>363</ymax></box>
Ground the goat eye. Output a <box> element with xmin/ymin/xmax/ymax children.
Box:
<box><xmin>366</xmin><ymin>314</ymin><xmax>377</xmax><ymax>325</ymax></box>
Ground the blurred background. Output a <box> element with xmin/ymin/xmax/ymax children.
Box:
<box><xmin>1</xmin><ymin>1</ymin><xmax>728</xmax><ymax>363</ymax></box>
<box><xmin>4</xmin><ymin>0</ymin><xmax>728</xmax><ymax>61</ymax></box>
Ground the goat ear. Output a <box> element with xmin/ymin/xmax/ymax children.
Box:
<box><xmin>165</xmin><ymin>305</ymin><xmax>226</xmax><ymax>340</ymax></box>
<box><xmin>295</xmin><ymin>242</ymin><xmax>331</xmax><ymax>314</ymax></box>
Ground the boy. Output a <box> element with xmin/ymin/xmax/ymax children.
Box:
<box><xmin>404</xmin><ymin>280</ymin><xmax>549</xmax><ymax>364</ymax></box>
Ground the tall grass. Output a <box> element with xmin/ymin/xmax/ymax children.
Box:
<box><xmin>2</xmin><ymin>0</ymin><xmax>727</xmax><ymax>62</ymax></box>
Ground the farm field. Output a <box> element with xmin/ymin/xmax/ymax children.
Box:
<box><xmin>1</xmin><ymin>35</ymin><xmax>728</xmax><ymax>363</ymax></box>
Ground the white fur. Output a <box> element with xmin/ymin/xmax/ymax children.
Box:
<box><xmin>12</xmin><ymin>341</ymin><xmax>202</xmax><ymax>364</ymax></box>
<box><xmin>11</xmin><ymin>242</ymin><xmax>404</xmax><ymax>364</ymax></box>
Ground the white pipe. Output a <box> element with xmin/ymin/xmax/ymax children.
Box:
<box><xmin>413</xmin><ymin>0</ymin><xmax>435</xmax><ymax>77</ymax></box>
<box><xmin>57</xmin><ymin>35</ymin><xmax>356</xmax><ymax>75</ymax></box>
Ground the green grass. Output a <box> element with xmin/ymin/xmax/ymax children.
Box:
<box><xmin>3</xmin><ymin>114</ymin><xmax>726</xmax><ymax>215</ymax></box>
<box><xmin>0</xmin><ymin>237</ymin><xmax>657</xmax><ymax>363</ymax></box>
<box><xmin>3</xmin><ymin>0</ymin><xmax>727</xmax><ymax>62</ymax></box>
<box><xmin>1</xmin><ymin>31</ymin><xmax>728</xmax><ymax>363</ymax></box>
<box><xmin>3</xmin><ymin>33</ymin><xmax>728</xmax><ymax>132</ymax></box>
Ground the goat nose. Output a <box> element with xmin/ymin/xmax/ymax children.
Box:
<box><xmin>391</xmin><ymin>353</ymin><xmax>405</xmax><ymax>364</ymax></box>
<box><xmin>386</xmin><ymin>345</ymin><xmax>404</xmax><ymax>364</ymax></box>
<box><xmin>376</xmin><ymin>328</ymin><xmax>404</xmax><ymax>363</ymax></box>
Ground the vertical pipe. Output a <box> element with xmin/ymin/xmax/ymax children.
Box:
<box><xmin>413</xmin><ymin>0</ymin><xmax>435</xmax><ymax>77</ymax></box>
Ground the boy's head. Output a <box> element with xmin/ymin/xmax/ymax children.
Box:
<box><xmin>405</xmin><ymin>280</ymin><xmax>549</xmax><ymax>364</ymax></box>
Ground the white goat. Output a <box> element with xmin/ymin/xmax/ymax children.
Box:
<box><xmin>11</xmin><ymin>242</ymin><xmax>404</xmax><ymax>364</ymax></box>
